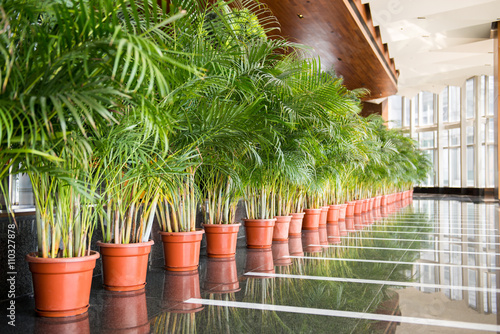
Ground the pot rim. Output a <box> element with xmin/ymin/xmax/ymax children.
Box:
<box><xmin>202</xmin><ymin>223</ymin><xmax>242</xmax><ymax>227</ymax></box>
<box><xmin>26</xmin><ymin>250</ymin><xmax>100</xmax><ymax>263</ymax></box>
<box><xmin>158</xmin><ymin>228</ymin><xmax>205</xmax><ymax>236</ymax></box>
<box><xmin>97</xmin><ymin>240</ymin><xmax>154</xmax><ymax>248</ymax></box>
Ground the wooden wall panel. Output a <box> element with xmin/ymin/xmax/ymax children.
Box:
<box><xmin>259</xmin><ymin>0</ymin><xmax>398</xmax><ymax>100</ymax></box>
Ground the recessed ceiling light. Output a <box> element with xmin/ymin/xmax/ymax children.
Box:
<box><xmin>417</xmin><ymin>17</ymin><xmax>426</xmax><ymax>20</ymax></box>
<box><xmin>297</xmin><ymin>14</ymin><xmax>304</xmax><ymax>19</ymax></box>
<box><xmin>422</xmin><ymin>35</ymin><xmax>430</xmax><ymax>38</ymax></box>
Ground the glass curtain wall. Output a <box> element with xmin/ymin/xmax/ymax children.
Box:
<box><xmin>388</xmin><ymin>75</ymin><xmax>496</xmax><ymax>188</ymax></box>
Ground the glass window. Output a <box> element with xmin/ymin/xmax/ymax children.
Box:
<box><xmin>479</xmin><ymin>145</ymin><xmax>485</xmax><ymax>188</ymax></box>
<box><xmin>450</xmin><ymin>86</ymin><xmax>461</xmax><ymax>122</ymax></box>
<box><xmin>488</xmin><ymin>76</ymin><xmax>494</xmax><ymax>116</ymax></box>
<box><xmin>481</xmin><ymin>123</ymin><xmax>486</xmax><ymax>144</ymax></box>
<box><xmin>388</xmin><ymin>95</ymin><xmax>402</xmax><ymax>128</ymax></box>
<box><xmin>441</xmin><ymin>87</ymin><xmax>449</xmax><ymax>123</ymax></box>
<box><xmin>450</xmin><ymin>128</ymin><xmax>460</xmax><ymax>146</ymax></box>
<box><xmin>421</xmin><ymin>91</ymin><xmax>434</xmax><ymax>125</ymax></box>
<box><xmin>488</xmin><ymin>119</ymin><xmax>494</xmax><ymax>143</ymax></box>
<box><xmin>443</xmin><ymin>148</ymin><xmax>449</xmax><ymax>186</ymax></box>
<box><xmin>467</xmin><ymin>146</ymin><xmax>474</xmax><ymax>187</ymax></box>
<box><xmin>404</xmin><ymin>98</ymin><xmax>411</xmax><ymax>127</ymax></box>
<box><xmin>451</xmin><ymin>148</ymin><xmax>461</xmax><ymax>187</ymax></box>
<box><xmin>413</xmin><ymin>95</ymin><xmax>419</xmax><ymax>127</ymax></box>
<box><xmin>441</xmin><ymin>129</ymin><xmax>449</xmax><ymax>147</ymax></box>
<box><xmin>466</xmin><ymin>78</ymin><xmax>474</xmax><ymax>119</ymax></box>
<box><xmin>488</xmin><ymin>146</ymin><xmax>495</xmax><ymax>188</ymax></box>
<box><xmin>479</xmin><ymin>76</ymin><xmax>486</xmax><ymax>117</ymax></box>
<box><xmin>466</xmin><ymin>126</ymin><xmax>474</xmax><ymax>145</ymax></box>
<box><xmin>419</xmin><ymin>131</ymin><xmax>435</xmax><ymax>149</ymax></box>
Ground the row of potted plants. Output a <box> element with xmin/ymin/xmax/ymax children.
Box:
<box><xmin>0</xmin><ymin>0</ymin><xmax>429</xmax><ymax>319</ymax></box>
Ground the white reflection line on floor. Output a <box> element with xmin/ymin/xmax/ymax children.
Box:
<box><xmin>339</xmin><ymin>236</ymin><xmax>500</xmax><ymax>245</ymax></box>
<box><xmin>353</xmin><ymin>224</ymin><xmax>498</xmax><ymax>231</ymax></box>
<box><xmin>348</xmin><ymin>228</ymin><xmax>498</xmax><ymax>238</ymax></box>
<box><xmin>185</xmin><ymin>298</ymin><xmax>500</xmax><ymax>332</ymax></box>
<box><xmin>321</xmin><ymin>244</ymin><xmax>500</xmax><ymax>256</ymax></box>
<box><xmin>288</xmin><ymin>255</ymin><xmax>500</xmax><ymax>270</ymax></box>
<box><xmin>243</xmin><ymin>272</ymin><xmax>500</xmax><ymax>293</ymax></box>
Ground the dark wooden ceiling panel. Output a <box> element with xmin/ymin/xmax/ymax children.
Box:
<box><xmin>260</xmin><ymin>0</ymin><xmax>399</xmax><ymax>100</ymax></box>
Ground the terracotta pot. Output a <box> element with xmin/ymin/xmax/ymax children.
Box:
<box><xmin>369</xmin><ymin>198</ymin><xmax>375</xmax><ymax>211</ymax></box>
<box><xmin>289</xmin><ymin>212</ymin><xmax>305</xmax><ymax>236</ymax></box>
<box><xmin>203</xmin><ymin>258</ymin><xmax>240</xmax><ymax>293</ymax></box>
<box><xmin>273</xmin><ymin>216</ymin><xmax>292</xmax><ymax>241</ymax></box>
<box><xmin>97</xmin><ymin>240</ymin><xmax>153</xmax><ymax>292</ymax></box>
<box><xmin>162</xmin><ymin>270</ymin><xmax>203</xmax><ymax>313</ymax></box>
<box><xmin>202</xmin><ymin>223</ymin><xmax>240</xmax><ymax>258</ymax></box>
<box><xmin>345</xmin><ymin>217</ymin><xmax>355</xmax><ymax>232</ymax></box>
<box><xmin>346</xmin><ymin>201</ymin><xmax>356</xmax><ymax>217</ymax></box>
<box><xmin>318</xmin><ymin>226</ymin><xmax>328</xmax><ymax>248</ymax></box>
<box><xmin>35</xmin><ymin>313</ymin><xmax>90</xmax><ymax>334</ymax></box>
<box><xmin>381</xmin><ymin>195</ymin><xmax>388</xmax><ymax>206</ymax></box>
<box><xmin>101</xmin><ymin>289</ymin><xmax>150</xmax><ymax>334</ymax></box>
<box><xmin>319</xmin><ymin>206</ymin><xmax>329</xmax><ymax>226</ymax></box>
<box><xmin>338</xmin><ymin>220</ymin><xmax>348</xmax><ymax>236</ymax></box>
<box><xmin>288</xmin><ymin>236</ymin><xmax>304</xmax><ymax>257</ymax></box>
<box><xmin>302</xmin><ymin>230</ymin><xmax>322</xmax><ymax>253</ymax></box>
<box><xmin>339</xmin><ymin>204</ymin><xmax>347</xmax><ymax>220</ymax></box>
<box><xmin>243</xmin><ymin>218</ymin><xmax>276</xmax><ymax>249</ymax></box>
<box><xmin>361</xmin><ymin>199</ymin><xmax>368</xmax><ymax>213</ymax></box>
<box><xmin>26</xmin><ymin>251</ymin><xmax>100</xmax><ymax>317</ymax></box>
<box><xmin>159</xmin><ymin>229</ymin><xmax>204</xmax><ymax>271</ymax></box>
<box><xmin>327</xmin><ymin>205</ymin><xmax>340</xmax><ymax>224</ymax></box>
<box><xmin>375</xmin><ymin>196</ymin><xmax>382</xmax><ymax>208</ymax></box>
<box><xmin>245</xmin><ymin>248</ymin><xmax>274</xmax><ymax>277</ymax></box>
<box><xmin>354</xmin><ymin>200</ymin><xmax>363</xmax><ymax>215</ymax></box>
<box><xmin>302</xmin><ymin>209</ymin><xmax>321</xmax><ymax>230</ymax></box>
<box><xmin>272</xmin><ymin>241</ymin><xmax>292</xmax><ymax>266</ymax></box>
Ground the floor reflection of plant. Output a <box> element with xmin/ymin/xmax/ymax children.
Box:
<box><xmin>151</xmin><ymin>312</ymin><xmax>196</xmax><ymax>334</ymax></box>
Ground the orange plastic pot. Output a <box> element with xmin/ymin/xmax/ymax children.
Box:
<box><xmin>202</xmin><ymin>223</ymin><xmax>240</xmax><ymax>258</ymax></box>
<box><xmin>327</xmin><ymin>205</ymin><xmax>340</xmax><ymax>224</ymax></box>
<box><xmin>159</xmin><ymin>229</ymin><xmax>204</xmax><ymax>271</ymax></box>
<box><xmin>339</xmin><ymin>204</ymin><xmax>348</xmax><ymax>220</ymax></box>
<box><xmin>203</xmin><ymin>258</ymin><xmax>240</xmax><ymax>293</ymax></box>
<box><xmin>381</xmin><ymin>195</ymin><xmax>388</xmax><ymax>206</ymax></box>
<box><xmin>26</xmin><ymin>251</ymin><xmax>100</xmax><ymax>317</ymax></box>
<box><xmin>346</xmin><ymin>201</ymin><xmax>356</xmax><ymax>217</ymax></box>
<box><xmin>162</xmin><ymin>270</ymin><xmax>203</xmax><ymax>313</ymax></box>
<box><xmin>273</xmin><ymin>216</ymin><xmax>292</xmax><ymax>241</ymax></box>
<box><xmin>243</xmin><ymin>219</ymin><xmax>276</xmax><ymax>249</ymax></box>
<box><xmin>361</xmin><ymin>199</ymin><xmax>369</xmax><ymax>213</ymax></box>
<box><xmin>319</xmin><ymin>206</ymin><xmax>329</xmax><ymax>226</ymax></box>
<box><xmin>354</xmin><ymin>200</ymin><xmax>363</xmax><ymax>215</ymax></box>
<box><xmin>101</xmin><ymin>289</ymin><xmax>150</xmax><ymax>334</ymax></box>
<box><xmin>272</xmin><ymin>241</ymin><xmax>292</xmax><ymax>266</ymax></box>
<box><xmin>97</xmin><ymin>240</ymin><xmax>153</xmax><ymax>292</ymax></box>
<box><xmin>289</xmin><ymin>212</ymin><xmax>305</xmax><ymax>236</ymax></box>
<box><xmin>302</xmin><ymin>209</ymin><xmax>321</xmax><ymax>230</ymax></box>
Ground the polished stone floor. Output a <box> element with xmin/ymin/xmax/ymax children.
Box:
<box><xmin>4</xmin><ymin>196</ymin><xmax>500</xmax><ymax>333</ymax></box>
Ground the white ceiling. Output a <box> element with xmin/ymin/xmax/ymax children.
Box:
<box><xmin>363</xmin><ymin>0</ymin><xmax>500</xmax><ymax>98</ymax></box>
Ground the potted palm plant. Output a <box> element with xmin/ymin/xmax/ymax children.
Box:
<box><xmin>197</xmin><ymin>165</ymin><xmax>242</xmax><ymax>258</ymax></box>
